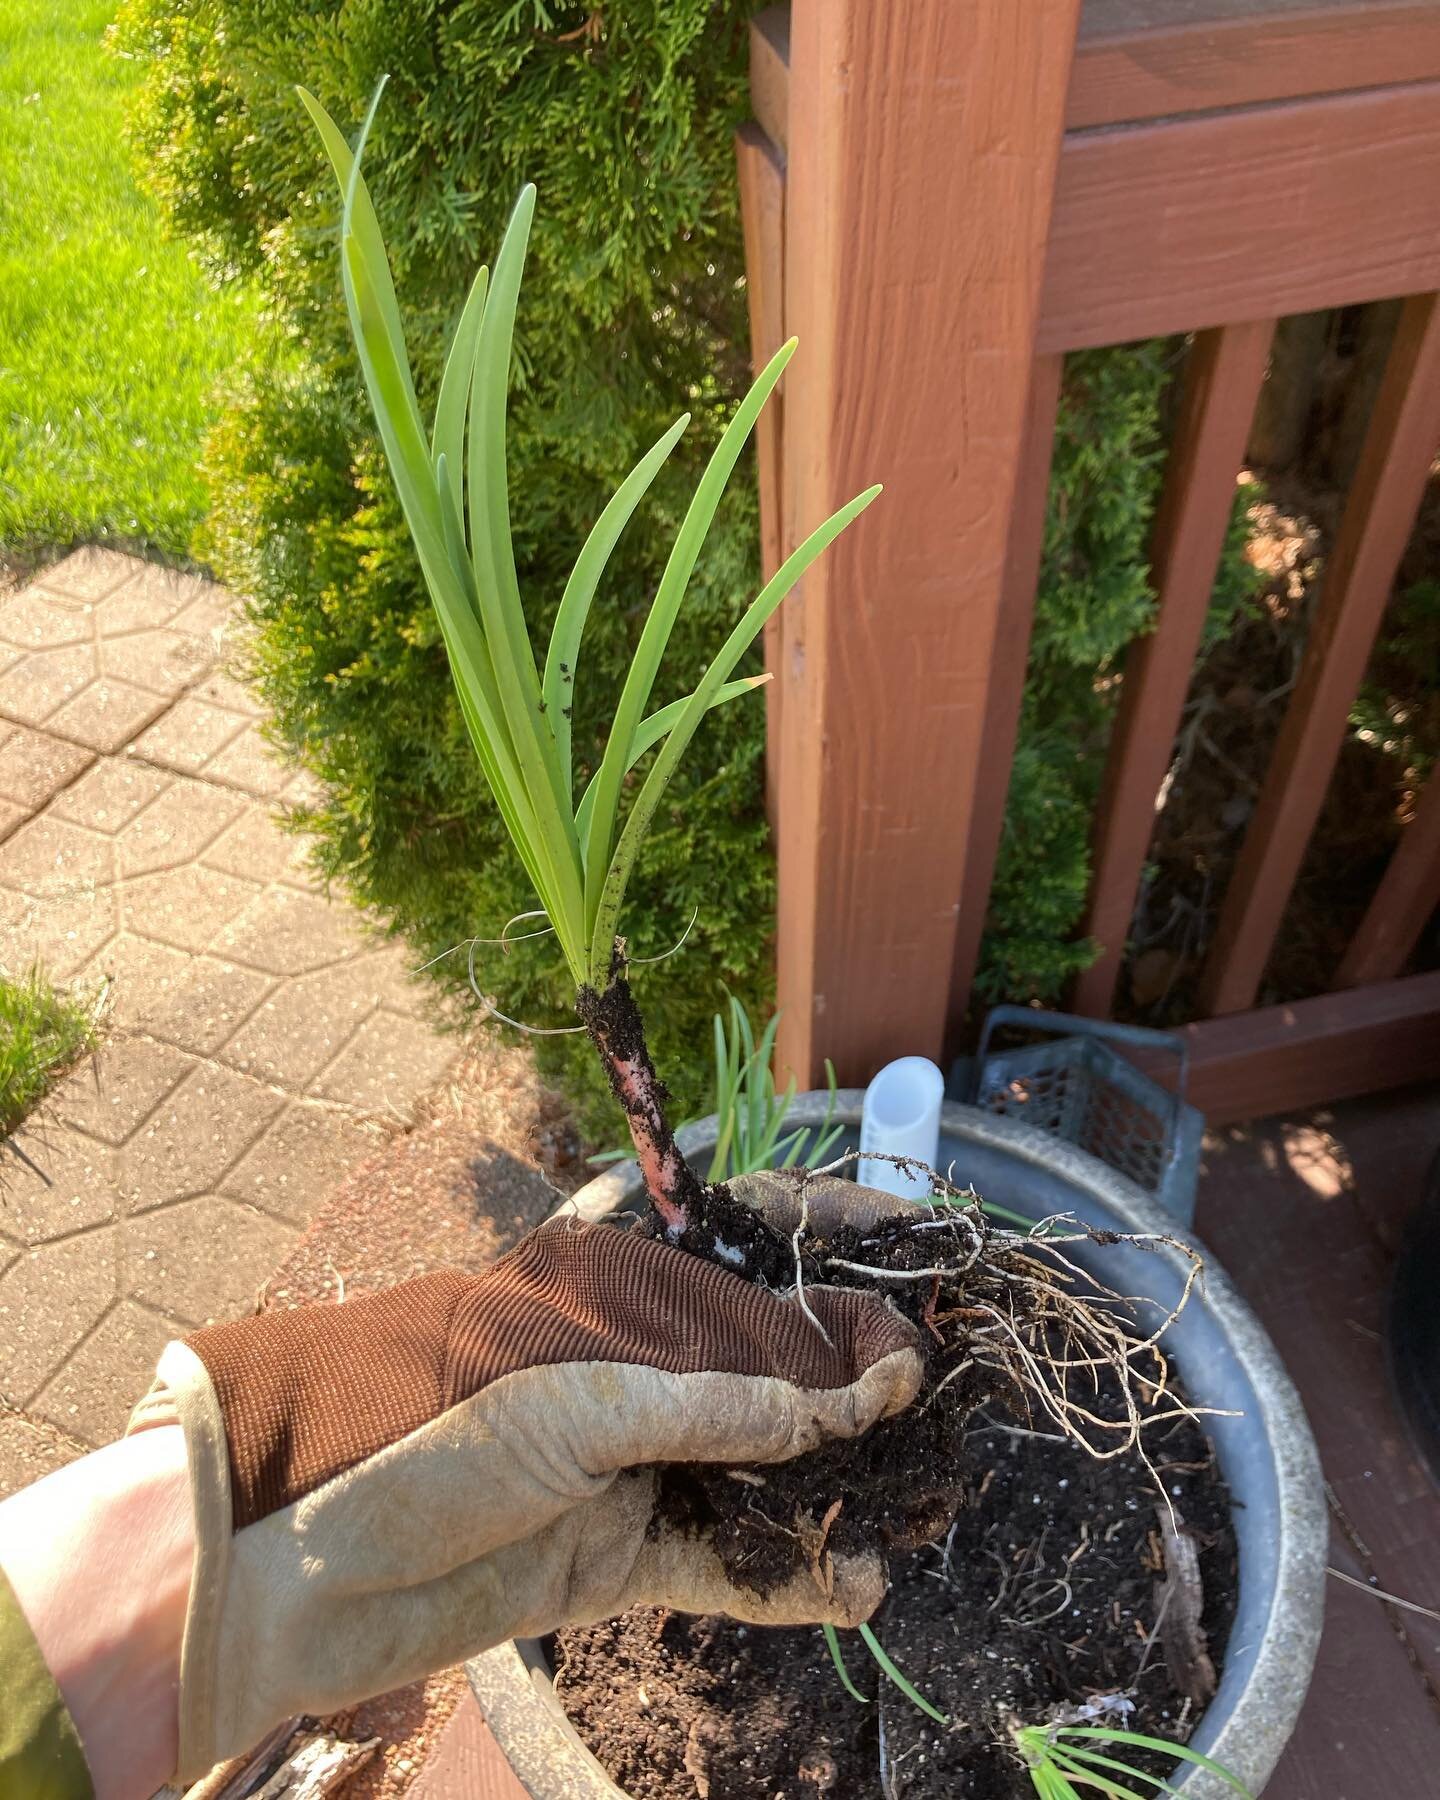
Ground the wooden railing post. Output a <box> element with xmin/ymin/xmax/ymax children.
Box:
<box><xmin>773</xmin><ymin>0</ymin><xmax>1081</xmax><ymax>1087</ymax></box>
<box><xmin>734</xmin><ymin>121</ymin><xmax>788</xmax><ymax>826</ymax></box>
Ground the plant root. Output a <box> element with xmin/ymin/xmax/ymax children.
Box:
<box><xmin>657</xmin><ymin>1155</ymin><xmax>1219</xmax><ymax>1594</ymax></box>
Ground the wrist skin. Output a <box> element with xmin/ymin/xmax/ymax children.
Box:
<box><xmin>0</xmin><ymin>1426</ymin><xmax>194</xmax><ymax>1800</ymax></box>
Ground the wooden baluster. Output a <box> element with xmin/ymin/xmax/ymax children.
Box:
<box><xmin>1335</xmin><ymin>774</ymin><xmax>1440</xmax><ymax>988</ymax></box>
<box><xmin>773</xmin><ymin>0</ymin><xmax>1081</xmax><ymax>1087</ymax></box>
<box><xmin>1072</xmin><ymin>320</ymin><xmax>1275</xmax><ymax>1018</ymax></box>
<box><xmin>947</xmin><ymin>352</ymin><xmax>1064</xmax><ymax>1038</ymax></box>
<box><xmin>1199</xmin><ymin>290</ymin><xmax>1440</xmax><ymax>1016</ymax></box>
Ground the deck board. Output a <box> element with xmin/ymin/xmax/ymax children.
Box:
<box><xmin>1195</xmin><ymin>1083</ymin><xmax>1440</xmax><ymax>1792</ymax></box>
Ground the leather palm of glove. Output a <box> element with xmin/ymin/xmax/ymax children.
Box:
<box><xmin>127</xmin><ymin>1174</ymin><xmax>922</xmax><ymax>1780</ymax></box>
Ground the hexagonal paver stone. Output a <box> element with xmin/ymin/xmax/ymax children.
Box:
<box><xmin>201</xmin><ymin>804</ymin><xmax>312</xmax><ymax>886</ymax></box>
<box><xmin>0</xmin><ymin>726</ymin><xmax>93</xmax><ymax>811</ymax></box>
<box><xmin>0</xmin><ymin>1410</ymin><xmax>85</xmax><ymax>1500</ymax></box>
<box><xmin>345</xmin><ymin>947</ymin><xmax>433</xmax><ymax>1019</ymax></box>
<box><xmin>32</xmin><ymin>1300</ymin><xmax>176</xmax><ymax>1447</ymax></box>
<box><xmin>217</xmin><ymin>884</ymin><xmax>362</xmax><ymax>976</ymax></box>
<box><xmin>91</xmin><ymin>933</ymin><xmax>273</xmax><ymax>1056</ymax></box>
<box><xmin>92</xmin><ymin>568</ymin><xmax>197</xmax><ymax>635</ymax></box>
<box><xmin>99</xmin><ymin>627</ymin><xmax>213</xmax><ymax>697</ymax></box>
<box><xmin>0</xmin><ymin>1122</ymin><xmax>116</xmax><ymax>1244</ymax></box>
<box><xmin>0</xmin><ymin>589</ymin><xmax>92</xmax><ymax>650</ymax></box>
<box><xmin>190</xmin><ymin>670</ymin><xmax>261</xmax><ymax>718</ymax></box>
<box><xmin>221</xmin><ymin>1102</ymin><xmax>384</xmax><ymax>1226</ymax></box>
<box><xmin>0</xmin><ymin>643</ymin><xmax>98</xmax><ymax>725</ymax></box>
<box><xmin>42</xmin><ymin>548</ymin><xmax>146</xmax><ymax>602</ymax></box>
<box><xmin>0</xmin><ymin>1232</ymin><xmax>119</xmax><ymax>1404</ymax></box>
<box><xmin>168</xmin><ymin>585</ymin><xmax>234</xmax><ymax>642</ymax></box>
<box><xmin>121</xmin><ymin>864</ymin><xmax>264</xmax><ymax>954</ymax></box>
<box><xmin>118</xmin><ymin>1063</ymin><xmax>284</xmax><ymax>1211</ymax></box>
<box><xmin>0</xmin><ymin>884</ymin><xmax>120</xmax><ymax>982</ymax></box>
<box><xmin>204</xmin><ymin>724</ymin><xmax>289</xmax><ymax>798</ymax></box>
<box><xmin>125</xmin><ymin>1196</ymin><xmax>296</xmax><ymax>1325</ymax></box>
<box><xmin>220</xmin><ymin>963</ymin><xmax>376</xmax><ymax>1091</ymax></box>
<box><xmin>49</xmin><ymin>755</ymin><xmax>171</xmax><ymax>833</ymax></box>
<box><xmin>311</xmin><ymin>1010</ymin><xmax>460</xmax><ymax>1120</ymax></box>
<box><xmin>0</xmin><ymin>814</ymin><xmax>115</xmax><ymax>899</ymax></box>
<box><xmin>114</xmin><ymin>776</ymin><xmax>246</xmax><ymax>877</ymax></box>
<box><xmin>132</xmin><ymin>696</ymin><xmax>249</xmax><ymax>775</ymax></box>
<box><xmin>46</xmin><ymin>1038</ymin><xmax>195</xmax><ymax>1146</ymax></box>
<box><xmin>47</xmin><ymin>678</ymin><xmax>170</xmax><ymax>754</ymax></box>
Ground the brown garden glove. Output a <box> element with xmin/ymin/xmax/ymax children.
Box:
<box><xmin>126</xmin><ymin>1185</ymin><xmax>922</xmax><ymax>1781</ymax></box>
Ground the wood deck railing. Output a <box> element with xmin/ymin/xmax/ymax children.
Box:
<box><xmin>741</xmin><ymin>0</ymin><xmax>1440</xmax><ymax>1123</ymax></box>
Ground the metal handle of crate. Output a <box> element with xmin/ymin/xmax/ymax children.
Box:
<box><xmin>975</xmin><ymin>1006</ymin><xmax>1193</xmax><ymax>1112</ymax></box>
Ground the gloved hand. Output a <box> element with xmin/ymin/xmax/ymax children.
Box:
<box><xmin>127</xmin><ymin>1177</ymin><xmax>921</xmax><ymax>1781</ymax></box>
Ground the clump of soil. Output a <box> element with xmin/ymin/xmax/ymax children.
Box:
<box><xmin>555</xmin><ymin>1367</ymin><xmax>1235</xmax><ymax>1799</ymax></box>
<box><xmin>649</xmin><ymin>1184</ymin><xmax>1183</xmax><ymax>1600</ymax></box>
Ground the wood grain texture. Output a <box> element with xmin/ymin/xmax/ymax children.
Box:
<box><xmin>1070</xmin><ymin>0</ymin><xmax>1440</xmax><ymax>128</ymax></box>
<box><xmin>750</xmin><ymin>5</ymin><xmax>791</xmax><ymax>158</ymax></box>
<box><xmin>734</xmin><ymin>121</ymin><xmax>788</xmax><ymax>825</ymax></box>
<box><xmin>742</xmin><ymin>4</ymin><xmax>1440</xmax><ymax>149</ymax></box>
<box><xmin>1335</xmin><ymin>773</ymin><xmax>1440</xmax><ymax>986</ymax></box>
<box><xmin>1128</xmin><ymin>972</ymin><xmax>1440</xmax><ymax>1122</ymax></box>
<box><xmin>773</xmin><ymin>0</ymin><xmax>1081</xmax><ymax>1087</ymax></box>
<box><xmin>1200</xmin><ymin>292</ymin><xmax>1440</xmax><ymax>1017</ymax></box>
<box><xmin>1039</xmin><ymin>82</ymin><xmax>1440</xmax><ymax>353</ymax></box>
<box><xmin>1072</xmin><ymin>321</ymin><xmax>1275</xmax><ymax>1019</ymax></box>
<box><xmin>947</xmin><ymin>354</ymin><xmax>1064</xmax><ymax>1039</ymax></box>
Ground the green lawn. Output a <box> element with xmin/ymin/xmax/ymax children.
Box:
<box><xmin>0</xmin><ymin>968</ymin><xmax>100</xmax><ymax>1137</ymax></box>
<box><xmin>0</xmin><ymin>0</ymin><xmax>259</xmax><ymax>563</ymax></box>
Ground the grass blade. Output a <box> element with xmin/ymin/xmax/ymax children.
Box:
<box><xmin>1056</xmin><ymin>1733</ymin><xmax>1252</xmax><ymax>1797</ymax></box>
<box><xmin>856</xmin><ymin>1623</ymin><xmax>949</xmax><ymax>1726</ymax></box>
<box><xmin>591</xmin><ymin>479</ymin><xmax>881</xmax><ymax>973</ymax></box>
<box><xmin>822</xmin><ymin>1624</ymin><xmax>871</xmax><ymax>1705</ymax></box>
<box><xmin>433</xmin><ymin>264</ymin><xmax>489</xmax><ymax>524</ymax></box>
<box><xmin>462</xmin><ymin>185</ymin><xmax>587</xmax><ymax>968</ymax></box>
<box><xmin>544</xmin><ymin>413</ymin><xmax>691</xmax><ymax>791</ymax></box>
<box><xmin>582</xmin><ymin>338</ymin><xmax>797</xmax><ymax>940</ymax></box>
<box><xmin>573</xmin><ymin>675</ymin><xmax>769</xmax><ymax>851</ymax></box>
<box><xmin>1045</xmin><ymin>1745</ymin><xmax>1177</xmax><ymax>1795</ymax></box>
<box><xmin>1043</xmin><ymin>1750</ymin><xmax>1152</xmax><ymax>1799</ymax></box>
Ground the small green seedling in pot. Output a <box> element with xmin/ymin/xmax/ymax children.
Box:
<box><xmin>300</xmin><ymin>82</ymin><xmax>877</xmax><ymax>1257</ymax></box>
<box><xmin>822</xmin><ymin>1628</ymin><xmax>1254</xmax><ymax>1798</ymax></box>
<box><xmin>1011</xmin><ymin>1720</ymin><xmax>1254</xmax><ymax>1798</ymax></box>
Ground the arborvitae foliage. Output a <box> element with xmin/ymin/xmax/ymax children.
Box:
<box><xmin>113</xmin><ymin>0</ymin><xmax>768</xmax><ymax>1124</ymax></box>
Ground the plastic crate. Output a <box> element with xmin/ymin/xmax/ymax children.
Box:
<box><xmin>959</xmin><ymin>1007</ymin><xmax>1204</xmax><ymax>1226</ymax></box>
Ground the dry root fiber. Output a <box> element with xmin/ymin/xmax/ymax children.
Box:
<box><xmin>657</xmin><ymin>1156</ymin><xmax>1213</xmax><ymax>1599</ymax></box>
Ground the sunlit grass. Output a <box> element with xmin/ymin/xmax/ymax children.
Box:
<box><xmin>0</xmin><ymin>968</ymin><xmax>102</xmax><ymax>1138</ymax></box>
<box><xmin>0</xmin><ymin>0</ymin><xmax>260</xmax><ymax>563</ymax></box>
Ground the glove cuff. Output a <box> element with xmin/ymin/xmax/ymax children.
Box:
<box><xmin>128</xmin><ymin>1340</ymin><xmax>233</xmax><ymax>1782</ymax></box>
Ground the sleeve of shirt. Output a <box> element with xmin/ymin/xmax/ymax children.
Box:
<box><xmin>0</xmin><ymin>1563</ymin><xmax>94</xmax><ymax>1800</ymax></box>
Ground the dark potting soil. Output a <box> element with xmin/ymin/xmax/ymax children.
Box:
<box><xmin>553</xmin><ymin>1379</ymin><xmax>1237</xmax><ymax>1799</ymax></box>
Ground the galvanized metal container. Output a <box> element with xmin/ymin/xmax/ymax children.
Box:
<box><xmin>470</xmin><ymin>1096</ymin><xmax>1326</xmax><ymax>1800</ymax></box>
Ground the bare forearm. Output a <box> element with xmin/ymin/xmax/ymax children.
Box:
<box><xmin>0</xmin><ymin>1427</ymin><xmax>193</xmax><ymax>1800</ymax></box>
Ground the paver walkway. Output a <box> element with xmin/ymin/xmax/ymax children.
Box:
<box><xmin>0</xmin><ymin>549</ymin><xmax>462</xmax><ymax>1457</ymax></box>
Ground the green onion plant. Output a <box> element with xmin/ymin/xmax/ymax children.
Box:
<box><xmin>1012</xmin><ymin>1722</ymin><xmax>1253</xmax><ymax>1798</ymax></box>
<box><xmin>301</xmin><ymin>83</ymin><xmax>878</xmax><ymax>1245</ymax></box>
<box><xmin>590</xmin><ymin>994</ymin><xmax>844</xmax><ymax>1180</ymax></box>
<box><xmin>822</xmin><ymin>1629</ymin><xmax>1254</xmax><ymax>1797</ymax></box>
